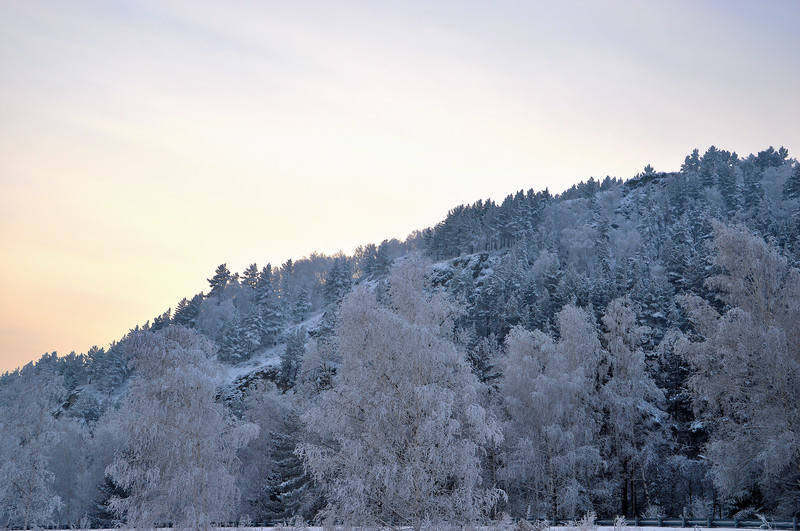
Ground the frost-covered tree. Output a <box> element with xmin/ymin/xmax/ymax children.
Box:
<box><xmin>600</xmin><ymin>297</ymin><xmax>666</xmax><ymax>516</ymax></box>
<box><xmin>783</xmin><ymin>162</ymin><xmax>800</xmax><ymax>200</ymax></box>
<box><xmin>242</xmin><ymin>263</ymin><xmax>260</xmax><ymax>289</ymax></box>
<box><xmin>680</xmin><ymin>222</ymin><xmax>800</xmax><ymax>516</ymax></box>
<box><xmin>299</xmin><ymin>258</ymin><xmax>504</xmax><ymax>529</ymax></box>
<box><xmin>256</xmin><ymin>265</ymin><xmax>285</xmax><ymax>346</ymax></box>
<box><xmin>241</xmin><ymin>310</ymin><xmax>264</xmax><ymax>358</ymax></box>
<box><xmin>217</xmin><ymin>317</ymin><xmax>245</xmax><ymax>363</ymax></box>
<box><xmin>50</xmin><ymin>417</ymin><xmax>95</xmax><ymax>526</ymax></box>
<box><xmin>238</xmin><ymin>384</ymin><xmax>322</xmax><ymax>524</ymax></box>
<box><xmin>0</xmin><ymin>366</ymin><xmax>65</xmax><ymax>530</ymax></box>
<box><xmin>207</xmin><ymin>263</ymin><xmax>232</xmax><ymax>298</ymax></box>
<box><xmin>681</xmin><ymin>148</ymin><xmax>701</xmax><ymax>173</ymax></box>
<box><xmin>106</xmin><ymin>327</ymin><xmax>258</xmax><ymax>529</ymax></box>
<box><xmin>263</xmin><ymin>412</ymin><xmax>323</xmax><ymax>523</ymax></box>
<box><xmin>279</xmin><ymin>328</ymin><xmax>306</xmax><ymax>387</ymax></box>
<box><xmin>293</xmin><ymin>285</ymin><xmax>312</xmax><ymax>323</ymax></box>
<box><xmin>235</xmin><ymin>382</ymin><xmax>288</xmax><ymax>522</ymax></box>
<box><xmin>323</xmin><ymin>256</ymin><xmax>353</xmax><ymax>305</ymax></box>
<box><xmin>173</xmin><ymin>293</ymin><xmax>203</xmax><ymax>328</ymax></box>
<box><xmin>499</xmin><ymin>306</ymin><xmax>604</xmax><ymax>519</ymax></box>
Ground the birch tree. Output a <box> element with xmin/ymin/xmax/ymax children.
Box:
<box><xmin>0</xmin><ymin>366</ymin><xmax>64</xmax><ymax>530</ymax></box>
<box><xmin>106</xmin><ymin>326</ymin><xmax>258</xmax><ymax>529</ymax></box>
<box><xmin>299</xmin><ymin>258</ymin><xmax>503</xmax><ymax>529</ymax></box>
<box><xmin>680</xmin><ymin>222</ymin><xmax>800</xmax><ymax>515</ymax></box>
<box><xmin>499</xmin><ymin>306</ymin><xmax>604</xmax><ymax>519</ymax></box>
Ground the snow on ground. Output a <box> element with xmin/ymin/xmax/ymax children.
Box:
<box><xmin>72</xmin><ymin>527</ymin><xmax>753</xmax><ymax>531</ymax></box>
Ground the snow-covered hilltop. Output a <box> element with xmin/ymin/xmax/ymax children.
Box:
<box><xmin>2</xmin><ymin>146</ymin><xmax>799</xmax><ymax>529</ymax></box>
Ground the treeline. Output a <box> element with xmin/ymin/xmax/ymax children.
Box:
<box><xmin>1</xmin><ymin>146</ymin><xmax>799</xmax><ymax>529</ymax></box>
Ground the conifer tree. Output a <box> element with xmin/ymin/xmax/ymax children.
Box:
<box><xmin>207</xmin><ymin>263</ymin><xmax>231</xmax><ymax>298</ymax></box>
<box><xmin>292</xmin><ymin>286</ymin><xmax>312</xmax><ymax>324</ymax></box>
<box><xmin>262</xmin><ymin>412</ymin><xmax>323</xmax><ymax>524</ymax></box>
<box><xmin>242</xmin><ymin>263</ymin><xmax>260</xmax><ymax>289</ymax></box>
<box><xmin>681</xmin><ymin>148</ymin><xmax>700</xmax><ymax>173</ymax></box>
<box><xmin>783</xmin><ymin>162</ymin><xmax>800</xmax><ymax>200</ymax></box>
<box><xmin>173</xmin><ymin>293</ymin><xmax>202</xmax><ymax>327</ymax></box>
<box><xmin>256</xmin><ymin>265</ymin><xmax>284</xmax><ymax>346</ymax></box>
<box><xmin>600</xmin><ymin>297</ymin><xmax>666</xmax><ymax>516</ymax></box>
<box><xmin>717</xmin><ymin>163</ymin><xmax>738</xmax><ymax>215</ymax></box>
<box><xmin>218</xmin><ymin>318</ymin><xmax>244</xmax><ymax>363</ymax></box>
<box><xmin>279</xmin><ymin>328</ymin><xmax>305</xmax><ymax>387</ymax></box>
<box><xmin>323</xmin><ymin>256</ymin><xmax>353</xmax><ymax>305</ymax></box>
<box><xmin>241</xmin><ymin>310</ymin><xmax>264</xmax><ymax>358</ymax></box>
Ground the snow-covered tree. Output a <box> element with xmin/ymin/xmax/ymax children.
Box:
<box><xmin>600</xmin><ymin>297</ymin><xmax>666</xmax><ymax>516</ymax></box>
<box><xmin>238</xmin><ymin>384</ymin><xmax>323</xmax><ymax>524</ymax></box>
<box><xmin>292</xmin><ymin>285</ymin><xmax>312</xmax><ymax>323</ymax></box>
<box><xmin>279</xmin><ymin>328</ymin><xmax>306</xmax><ymax>387</ymax></box>
<box><xmin>173</xmin><ymin>293</ymin><xmax>203</xmax><ymax>328</ymax></box>
<box><xmin>217</xmin><ymin>317</ymin><xmax>244</xmax><ymax>363</ymax></box>
<box><xmin>783</xmin><ymin>162</ymin><xmax>800</xmax><ymax>200</ymax></box>
<box><xmin>257</xmin><ymin>265</ymin><xmax>285</xmax><ymax>346</ymax></box>
<box><xmin>0</xmin><ymin>366</ymin><xmax>65</xmax><ymax>530</ymax></box>
<box><xmin>323</xmin><ymin>256</ymin><xmax>353</xmax><ymax>305</ymax></box>
<box><xmin>241</xmin><ymin>310</ymin><xmax>264</xmax><ymax>358</ymax></box>
<box><xmin>235</xmin><ymin>382</ymin><xmax>289</xmax><ymax>522</ymax></box>
<box><xmin>207</xmin><ymin>263</ymin><xmax>232</xmax><ymax>298</ymax></box>
<box><xmin>299</xmin><ymin>258</ymin><xmax>504</xmax><ymax>529</ymax></box>
<box><xmin>106</xmin><ymin>326</ymin><xmax>258</xmax><ymax>529</ymax></box>
<box><xmin>50</xmin><ymin>417</ymin><xmax>96</xmax><ymax>526</ymax></box>
<box><xmin>680</xmin><ymin>222</ymin><xmax>800</xmax><ymax>515</ymax></box>
<box><xmin>242</xmin><ymin>263</ymin><xmax>260</xmax><ymax>289</ymax></box>
<box><xmin>499</xmin><ymin>306</ymin><xmax>604</xmax><ymax>519</ymax></box>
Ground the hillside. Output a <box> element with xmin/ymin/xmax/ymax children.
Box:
<box><xmin>1</xmin><ymin>146</ymin><xmax>799</xmax><ymax>529</ymax></box>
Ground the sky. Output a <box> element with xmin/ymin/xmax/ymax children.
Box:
<box><xmin>1</xmin><ymin>0</ymin><xmax>799</xmax><ymax>373</ymax></box>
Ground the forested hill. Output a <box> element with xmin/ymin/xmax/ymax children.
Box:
<box><xmin>1</xmin><ymin>146</ymin><xmax>799</xmax><ymax>529</ymax></box>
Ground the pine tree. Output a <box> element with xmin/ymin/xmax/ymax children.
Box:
<box><xmin>323</xmin><ymin>256</ymin><xmax>353</xmax><ymax>305</ymax></box>
<box><xmin>681</xmin><ymin>148</ymin><xmax>700</xmax><ymax>173</ymax></box>
<box><xmin>218</xmin><ymin>318</ymin><xmax>244</xmax><ymax>363</ymax></box>
<box><xmin>279</xmin><ymin>328</ymin><xmax>305</xmax><ymax>387</ymax></box>
<box><xmin>241</xmin><ymin>310</ymin><xmax>263</xmax><ymax>358</ymax></box>
<box><xmin>89</xmin><ymin>475</ymin><xmax>128</xmax><ymax>529</ymax></box>
<box><xmin>242</xmin><ymin>263</ymin><xmax>260</xmax><ymax>289</ymax></box>
<box><xmin>292</xmin><ymin>286</ymin><xmax>312</xmax><ymax>324</ymax></box>
<box><xmin>207</xmin><ymin>264</ymin><xmax>231</xmax><ymax>298</ymax></box>
<box><xmin>755</xmin><ymin>145</ymin><xmax>789</xmax><ymax>169</ymax></box>
<box><xmin>699</xmin><ymin>146</ymin><xmax>720</xmax><ymax>187</ymax></box>
<box><xmin>600</xmin><ymin>297</ymin><xmax>666</xmax><ymax>517</ymax></box>
<box><xmin>173</xmin><ymin>293</ymin><xmax>202</xmax><ymax>327</ymax></box>
<box><xmin>783</xmin><ymin>162</ymin><xmax>800</xmax><ymax>200</ymax></box>
<box><xmin>717</xmin><ymin>163</ymin><xmax>738</xmax><ymax>216</ymax></box>
<box><xmin>740</xmin><ymin>157</ymin><xmax>764</xmax><ymax>212</ymax></box>
<box><xmin>256</xmin><ymin>265</ymin><xmax>284</xmax><ymax>346</ymax></box>
<box><xmin>262</xmin><ymin>412</ymin><xmax>323</xmax><ymax>524</ymax></box>
<box><xmin>150</xmin><ymin>309</ymin><xmax>171</xmax><ymax>332</ymax></box>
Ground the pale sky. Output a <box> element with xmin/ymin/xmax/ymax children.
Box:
<box><xmin>1</xmin><ymin>0</ymin><xmax>799</xmax><ymax>373</ymax></box>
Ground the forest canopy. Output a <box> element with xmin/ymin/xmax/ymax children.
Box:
<box><xmin>1</xmin><ymin>146</ymin><xmax>799</xmax><ymax>528</ymax></box>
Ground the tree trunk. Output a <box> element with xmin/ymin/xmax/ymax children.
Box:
<box><xmin>622</xmin><ymin>459</ymin><xmax>629</xmax><ymax>517</ymax></box>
